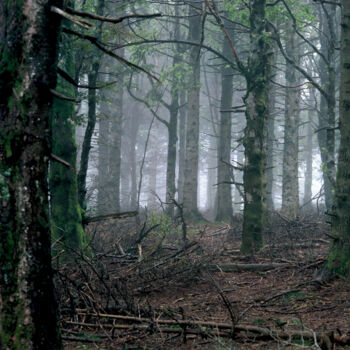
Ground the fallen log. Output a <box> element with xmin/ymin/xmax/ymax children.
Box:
<box><xmin>83</xmin><ymin>211</ymin><xmax>138</xmax><ymax>224</ymax></box>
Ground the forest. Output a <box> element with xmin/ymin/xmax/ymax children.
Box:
<box><xmin>1</xmin><ymin>0</ymin><xmax>350</xmax><ymax>348</ymax></box>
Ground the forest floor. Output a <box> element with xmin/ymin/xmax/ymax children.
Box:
<box><xmin>59</xmin><ymin>212</ymin><xmax>350</xmax><ymax>349</ymax></box>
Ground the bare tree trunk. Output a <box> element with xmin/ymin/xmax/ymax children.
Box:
<box><xmin>216</xmin><ymin>21</ymin><xmax>234</xmax><ymax>222</ymax></box>
<box><xmin>77</xmin><ymin>0</ymin><xmax>104</xmax><ymax>210</ymax></box>
<box><xmin>183</xmin><ymin>1</ymin><xmax>202</xmax><ymax>219</ymax></box>
<box><xmin>317</xmin><ymin>4</ymin><xmax>337</xmax><ymax>212</ymax></box>
<box><xmin>266</xmin><ymin>43</ymin><xmax>277</xmax><ymax>212</ymax></box>
<box><xmin>147</xmin><ymin>125</ymin><xmax>158</xmax><ymax>210</ymax></box>
<box><xmin>303</xmin><ymin>109</ymin><xmax>314</xmax><ymax>210</ymax></box>
<box><xmin>0</xmin><ymin>0</ymin><xmax>63</xmax><ymax>347</ymax></box>
<box><xmin>282</xmin><ymin>26</ymin><xmax>300</xmax><ymax>219</ymax></box>
<box><xmin>109</xmin><ymin>76</ymin><xmax>123</xmax><ymax>213</ymax></box>
<box><xmin>177</xmin><ymin>91</ymin><xmax>187</xmax><ymax>204</ymax></box>
<box><xmin>78</xmin><ymin>62</ymin><xmax>99</xmax><ymax>210</ymax></box>
<box><xmin>98</xmin><ymin>93</ymin><xmax>110</xmax><ymax>215</ymax></box>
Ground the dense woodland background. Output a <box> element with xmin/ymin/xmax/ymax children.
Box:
<box><xmin>1</xmin><ymin>0</ymin><xmax>350</xmax><ymax>349</ymax></box>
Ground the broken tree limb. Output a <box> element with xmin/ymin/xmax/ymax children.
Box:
<box><xmin>83</xmin><ymin>211</ymin><xmax>138</xmax><ymax>224</ymax></box>
<box><xmin>206</xmin><ymin>263</ymin><xmax>289</xmax><ymax>273</ymax></box>
<box><xmin>50</xmin><ymin>6</ymin><xmax>92</xmax><ymax>28</ymax></box>
<box><xmin>50</xmin><ymin>153</ymin><xmax>72</xmax><ymax>168</ymax></box>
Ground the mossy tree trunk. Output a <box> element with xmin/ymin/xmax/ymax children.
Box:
<box><xmin>241</xmin><ymin>0</ymin><xmax>268</xmax><ymax>254</ymax></box>
<box><xmin>0</xmin><ymin>0</ymin><xmax>63</xmax><ymax>348</ymax></box>
<box><xmin>281</xmin><ymin>26</ymin><xmax>300</xmax><ymax>219</ymax></box>
<box><xmin>50</xmin><ymin>19</ymin><xmax>87</xmax><ymax>254</ymax></box>
<box><xmin>327</xmin><ymin>0</ymin><xmax>350</xmax><ymax>277</ymax></box>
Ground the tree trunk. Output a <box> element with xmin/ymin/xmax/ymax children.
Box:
<box><xmin>317</xmin><ymin>4</ymin><xmax>337</xmax><ymax>212</ymax></box>
<box><xmin>303</xmin><ymin>108</ymin><xmax>314</xmax><ymax>210</ymax></box>
<box><xmin>241</xmin><ymin>0</ymin><xmax>268</xmax><ymax>254</ymax></box>
<box><xmin>281</xmin><ymin>26</ymin><xmax>300</xmax><ymax>219</ymax></box>
<box><xmin>327</xmin><ymin>0</ymin><xmax>350</xmax><ymax>277</ymax></box>
<box><xmin>0</xmin><ymin>0</ymin><xmax>63</xmax><ymax>347</ymax></box>
<box><xmin>97</xmin><ymin>87</ymin><xmax>110</xmax><ymax>215</ymax></box>
<box><xmin>266</xmin><ymin>43</ymin><xmax>277</xmax><ymax>212</ymax></box>
<box><xmin>216</xmin><ymin>24</ymin><xmax>234</xmax><ymax>222</ymax></box>
<box><xmin>183</xmin><ymin>1</ymin><xmax>202</xmax><ymax>220</ymax></box>
<box><xmin>234</xmin><ymin>147</ymin><xmax>244</xmax><ymax>213</ymax></box>
<box><xmin>109</xmin><ymin>75</ymin><xmax>123</xmax><ymax>213</ymax></box>
<box><xmin>177</xmin><ymin>91</ymin><xmax>187</xmax><ymax>205</ymax></box>
<box><xmin>147</xmin><ymin>125</ymin><xmax>158</xmax><ymax>210</ymax></box>
<box><xmin>49</xmin><ymin>27</ymin><xmax>86</xmax><ymax>254</ymax></box>
<box><xmin>77</xmin><ymin>63</ymin><xmax>99</xmax><ymax>210</ymax></box>
<box><xmin>165</xmin><ymin>14</ymin><xmax>181</xmax><ymax>216</ymax></box>
<box><xmin>166</xmin><ymin>105</ymin><xmax>178</xmax><ymax>216</ymax></box>
<box><xmin>77</xmin><ymin>0</ymin><xmax>104</xmax><ymax>211</ymax></box>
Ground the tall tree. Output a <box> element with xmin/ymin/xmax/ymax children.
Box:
<box><xmin>0</xmin><ymin>0</ymin><xmax>63</xmax><ymax>347</ymax></box>
<box><xmin>316</xmin><ymin>3</ymin><xmax>337</xmax><ymax>212</ymax></box>
<box><xmin>50</xmin><ymin>17</ymin><xmax>87</xmax><ymax>254</ymax></box>
<box><xmin>327</xmin><ymin>0</ymin><xmax>350</xmax><ymax>277</ymax></box>
<box><xmin>183</xmin><ymin>1</ymin><xmax>202</xmax><ymax>219</ymax></box>
<box><xmin>216</xmin><ymin>19</ymin><xmax>234</xmax><ymax>222</ymax></box>
<box><xmin>241</xmin><ymin>0</ymin><xmax>269</xmax><ymax>253</ymax></box>
<box><xmin>303</xmin><ymin>106</ymin><xmax>314</xmax><ymax>210</ymax></box>
<box><xmin>77</xmin><ymin>0</ymin><xmax>105</xmax><ymax>210</ymax></box>
<box><xmin>281</xmin><ymin>25</ymin><xmax>300</xmax><ymax>219</ymax></box>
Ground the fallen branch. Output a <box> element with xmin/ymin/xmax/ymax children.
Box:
<box><xmin>83</xmin><ymin>211</ymin><xmax>138</xmax><ymax>224</ymax></box>
<box><xmin>207</xmin><ymin>263</ymin><xmax>289</xmax><ymax>273</ymax></box>
<box><xmin>63</xmin><ymin>318</ymin><xmax>350</xmax><ymax>346</ymax></box>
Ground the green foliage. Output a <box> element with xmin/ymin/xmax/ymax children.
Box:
<box><xmin>146</xmin><ymin>213</ymin><xmax>187</xmax><ymax>244</ymax></box>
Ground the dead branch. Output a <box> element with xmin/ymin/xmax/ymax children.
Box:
<box><xmin>207</xmin><ymin>263</ymin><xmax>289</xmax><ymax>273</ymax></box>
<box><xmin>83</xmin><ymin>211</ymin><xmax>138</xmax><ymax>224</ymax></box>
<box><xmin>65</xmin><ymin>7</ymin><xmax>161</xmax><ymax>24</ymax></box>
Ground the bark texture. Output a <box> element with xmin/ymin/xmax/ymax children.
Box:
<box><xmin>50</xmin><ymin>23</ymin><xmax>86</xmax><ymax>254</ymax></box>
<box><xmin>317</xmin><ymin>4</ymin><xmax>337</xmax><ymax>211</ymax></box>
<box><xmin>0</xmin><ymin>0</ymin><xmax>63</xmax><ymax>348</ymax></box>
<box><xmin>216</xmin><ymin>22</ymin><xmax>234</xmax><ymax>222</ymax></box>
<box><xmin>241</xmin><ymin>0</ymin><xmax>268</xmax><ymax>254</ymax></box>
<box><xmin>281</xmin><ymin>26</ymin><xmax>300</xmax><ymax>219</ymax></box>
<box><xmin>327</xmin><ymin>0</ymin><xmax>350</xmax><ymax>277</ymax></box>
<box><xmin>183</xmin><ymin>1</ymin><xmax>202</xmax><ymax>219</ymax></box>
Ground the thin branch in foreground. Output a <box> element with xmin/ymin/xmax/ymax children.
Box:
<box><xmin>63</xmin><ymin>28</ymin><xmax>161</xmax><ymax>83</ymax></box>
<box><xmin>57</xmin><ymin>68</ymin><xmax>117</xmax><ymax>90</ymax></box>
<box><xmin>51</xmin><ymin>6</ymin><xmax>92</xmax><ymax>29</ymax></box>
<box><xmin>50</xmin><ymin>89</ymin><xmax>76</xmax><ymax>102</ymax></box>
<box><xmin>65</xmin><ymin>7</ymin><xmax>162</xmax><ymax>24</ymax></box>
<box><xmin>50</xmin><ymin>153</ymin><xmax>72</xmax><ymax>168</ymax></box>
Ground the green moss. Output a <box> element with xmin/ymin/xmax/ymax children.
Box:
<box><xmin>49</xmin><ymin>33</ymin><xmax>90</xmax><ymax>259</ymax></box>
<box><xmin>327</xmin><ymin>242</ymin><xmax>350</xmax><ymax>278</ymax></box>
